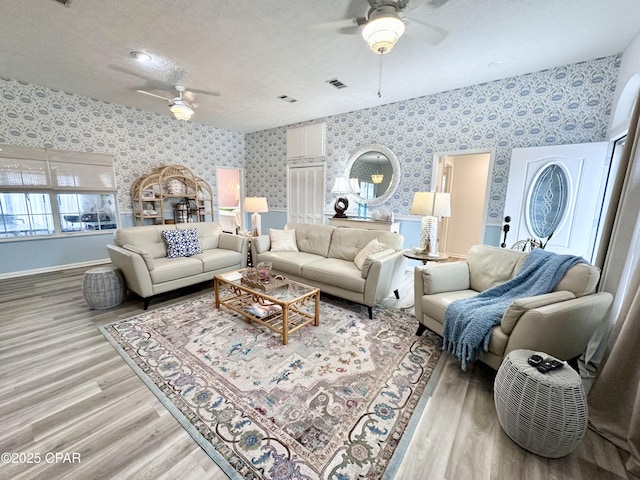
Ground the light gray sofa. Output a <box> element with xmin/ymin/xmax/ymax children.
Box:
<box><xmin>251</xmin><ymin>223</ymin><xmax>407</xmax><ymax>318</ymax></box>
<box><xmin>107</xmin><ymin>222</ymin><xmax>248</xmax><ymax>309</ymax></box>
<box><xmin>415</xmin><ymin>244</ymin><xmax>613</xmax><ymax>370</ymax></box>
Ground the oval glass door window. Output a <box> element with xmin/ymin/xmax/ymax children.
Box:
<box><xmin>526</xmin><ymin>163</ymin><xmax>569</xmax><ymax>238</ymax></box>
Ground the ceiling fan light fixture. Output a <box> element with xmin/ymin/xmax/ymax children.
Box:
<box><xmin>170</xmin><ymin>101</ymin><xmax>194</xmax><ymax>121</ymax></box>
<box><xmin>130</xmin><ymin>51</ymin><xmax>152</xmax><ymax>62</ymax></box>
<box><xmin>362</xmin><ymin>10</ymin><xmax>405</xmax><ymax>54</ymax></box>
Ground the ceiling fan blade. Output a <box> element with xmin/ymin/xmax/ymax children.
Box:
<box><xmin>403</xmin><ymin>16</ymin><xmax>448</xmax><ymax>45</ymax></box>
<box><xmin>136</xmin><ymin>90</ymin><xmax>173</xmax><ymax>102</ymax></box>
<box><xmin>187</xmin><ymin>88</ymin><xmax>221</xmax><ymax>97</ymax></box>
<box><xmin>345</xmin><ymin>0</ymin><xmax>365</xmax><ymax>19</ymax></box>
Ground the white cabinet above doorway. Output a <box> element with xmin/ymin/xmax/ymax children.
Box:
<box><xmin>286</xmin><ymin>123</ymin><xmax>326</xmax><ymax>159</ymax></box>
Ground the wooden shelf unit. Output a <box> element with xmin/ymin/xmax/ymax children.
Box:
<box><xmin>131</xmin><ymin>164</ymin><xmax>214</xmax><ymax>226</ymax></box>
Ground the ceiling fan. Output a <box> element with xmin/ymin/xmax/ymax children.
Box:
<box><xmin>337</xmin><ymin>0</ymin><xmax>449</xmax><ymax>53</ymax></box>
<box><xmin>136</xmin><ymin>85</ymin><xmax>215</xmax><ymax>121</ymax></box>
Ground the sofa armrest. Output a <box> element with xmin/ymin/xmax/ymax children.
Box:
<box><xmin>219</xmin><ymin>232</ymin><xmax>247</xmax><ymax>252</ymax></box>
<box><xmin>363</xmin><ymin>250</ymin><xmax>407</xmax><ymax>305</ymax></box>
<box><xmin>218</xmin><ymin>233</ymin><xmax>249</xmax><ymax>268</ymax></box>
<box><xmin>500</xmin><ymin>291</ymin><xmax>576</xmax><ymax>334</ymax></box>
<box><xmin>107</xmin><ymin>244</ymin><xmax>154</xmax><ymax>298</ymax></box>
<box><xmin>251</xmin><ymin>234</ymin><xmax>271</xmax><ymax>258</ymax></box>
<box><xmin>503</xmin><ymin>292</ymin><xmax>613</xmax><ymax>360</ymax></box>
<box><xmin>416</xmin><ymin>261</ymin><xmax>470</xmax><ymax>295</ymax></box>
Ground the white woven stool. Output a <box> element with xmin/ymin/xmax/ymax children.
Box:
<box><xmin>494</xmin><ymin>349</ymin><xmax>587</xmax><ymax>458</ymax></box>
<box><xmin>82</xmin><ymin>266</ymin><xmax>125</xmax><ymax>309</ymax></box>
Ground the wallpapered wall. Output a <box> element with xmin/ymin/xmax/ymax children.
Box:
<box><xmin>0</xmin><ymin>55</ymin><xmax>621</xmax><ymax>274</ymax></box>
<box><xmin>0</xmin><ymin>77</ymin><xmax>246</xmax><ymax>212</ymax></box>
<box><xmin>246</xmin><ymin>55</ymin><xmax>620</xmax><ymax>225</ymax></box>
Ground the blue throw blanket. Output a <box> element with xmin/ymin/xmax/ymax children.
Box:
<box><xmin>443</xmin><ymin>249</ymin><xmax>585</xmax><ymax>370</ymax></box>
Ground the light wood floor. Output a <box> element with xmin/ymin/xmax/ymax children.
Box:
<box><xmin>0</xmin><ymin>265</ymin><xmax>631</xmax><ymax>480</ymax></box>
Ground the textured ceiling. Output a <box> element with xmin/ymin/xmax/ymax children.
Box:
<box><xmin>1</xmin><ymin>0</ymin><xmax>639</xmax><ymax>133</ymax></box>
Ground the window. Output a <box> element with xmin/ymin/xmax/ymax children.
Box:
<box><xmin>0</xmin><ymin>144</ymin><xmax>118</xmax><ymax>239</ymax></box>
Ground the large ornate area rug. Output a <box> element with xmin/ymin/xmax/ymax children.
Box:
<box><xmin>100</xmin><ymin>293</ymin><xmax>442</xmax><ymax>479</ymax></box>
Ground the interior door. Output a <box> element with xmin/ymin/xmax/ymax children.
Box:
<box><xmin>287</xmin><ymin>164</ymin><xmax>325</xmax><ymax>225</ymax></box>
<box><xmin>503</xmin><ymin>142</ymin><xmax>610</xmax><ymax>261</ymax></box>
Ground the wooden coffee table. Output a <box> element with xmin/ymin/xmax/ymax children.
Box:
<box><xmin>214</xmin><ymin>269</ymin><xmax>320</xmax><ymax>344</ymax></box>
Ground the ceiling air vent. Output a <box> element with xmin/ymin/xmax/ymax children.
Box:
<box><xmin>326</xmin><ymin>78</ymin><xmax>347</xmax><ymax>89</ymax></box>
<box><xmin>278</xmin><ymin>95</ymin><xmax>298</xmax><ymax>103</ymax></box>
<box><xmin>51</xmin><ymin>0</ymin><xmax>72</xmax><ymax>5</ymax></box>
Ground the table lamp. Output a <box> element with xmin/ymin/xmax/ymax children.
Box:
<box><xmin>410</xmin><ymin>191</ymin><xmax>451</xmax><ymax>257</ymax></box>
<box><xmin>244</xmin><ymin>196</ymin><xmax>269</xmax><ymax>236</ymax></box>
<box><xmin>331</xmin><ymin>176</ymin><xmax>351</xmax><ymax>218</ymax></box>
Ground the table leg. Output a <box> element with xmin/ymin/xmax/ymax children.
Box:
<box><xmin>214</xmin><ymin>278</ymin><xmax>220</xmax><ymax>308</ymax></box>
<box><xmin>282</xmin><ymin>307</ymin><xmax>289</xmax><ymax>345</ymax></box>
<box><xmin>314</xmin><ymin>290</ymin><xmax>320</xmax><ymax>326</ymax></box>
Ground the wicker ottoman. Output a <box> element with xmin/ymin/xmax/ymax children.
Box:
<box><xmin>83</xmin><ymin>266</ymin><xmax>125</xmax><ymax>309</ymax></box>
<box><xmin>494</xmin><ymin>349</ymin><xmax>587</xmax><ymax>458</ymax></box>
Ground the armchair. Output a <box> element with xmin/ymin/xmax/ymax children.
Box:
<box><xmin>414</xmin><ymin>244</ymin><xmax>613</xmax><ymax>370</ymax></box>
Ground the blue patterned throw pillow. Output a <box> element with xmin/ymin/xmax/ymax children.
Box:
<box><xmin>162</xmin><ymin>228</ymin><xmax>202</xmax><ymax>258</ymax></box>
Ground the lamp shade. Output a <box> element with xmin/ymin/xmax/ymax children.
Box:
<box><xmin>331</xmin><ymin>176</ymin><xmax>351</xmax><ymax>194</ymax></box>
<box><xmin>410</xmin><ymin>192</ymin><xmax>451</xmax><ymax>217</ymax></box>
<box><xmin>350</xmin><ymin>177</ymin><xmax>361</xmax><ymax>194</ymax></box>
<box><xmin>243</xmin><ymin>196</ymin><xmax>269</xmax><ymax>213</ymax></box>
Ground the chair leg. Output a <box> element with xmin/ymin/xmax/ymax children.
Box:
<box><xmin>394</xmin><ymin>289</ymin><xmax>400</xmax><ymax>299</ymax></box>
<box><xmin>416</xmin><ymin>324</ymin><xmax>427</xmax><ymax>336</ymax></box>
<box><xmin>143</xmin><ymin>297</ymin><xmax>151</xmax><ymax>310</ymax></box>
<box><xmin>368</xmin><ymin>306</ymin><xmax>373</xmax><ymax>319</ymax></box>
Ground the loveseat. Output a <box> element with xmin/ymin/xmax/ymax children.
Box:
<box><xmin>251</xmin><ymin>223</ymin><xmax>407</xmax><ymax>318</ymax></box>
<box><xmin>107</xmin><ymin>222</ymin><xmax>248</xmax><ymax>309</ymax></box>
<box><xmin>414</xmin><ymin>244</ymin><xmax>613</xmax><ymax>370</ymax></box>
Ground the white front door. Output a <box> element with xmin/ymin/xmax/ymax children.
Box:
<box><xmin>287</xmin><ymin>164</ymin><xmax>325</xmax><ymax>225</ymax></box>
<box><xmin>503</xmin><ymin>142</ymin><xmax>610</xmax><ymax>261</ymax></box>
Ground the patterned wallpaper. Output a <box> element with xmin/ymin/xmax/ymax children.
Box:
<box><xmin>0</xmin><ymin>54</ymin><xmax>620</xmax><ymax>225</ymax></box>
<box><xmin>0</xmin><ymin>78</ymin><xmax>246</xmax><ymax>212</ymax></box>
<box><xmin>246</xmin><ymin>55</ymin><xmax>620</xmax><ymax>224</ymax></box>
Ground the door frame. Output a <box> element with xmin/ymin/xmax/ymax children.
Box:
<box><xmin>215</xmin><ymin>166</ymin><xmax>245</xmax><ymax>230</ymax></box>
<box><xmin>286</xmin><ymin>161</ymin><xmax>326</xmax><ymax>225</ymax></box>
<box><xmin>431</xmin><ymin>148</ymin><xmax>495</xmax><ymax>256</ymax></box>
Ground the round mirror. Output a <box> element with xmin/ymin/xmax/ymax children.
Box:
<box><xmin>346</xmin><ymin>145</ymin><xmax>400</xmax><ymax>207</ymax></box>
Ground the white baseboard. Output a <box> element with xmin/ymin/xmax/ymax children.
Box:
<box><xmin>0</xmin><ymin>258</ymin><xmax>111</xmax><ymax>280</ymax></box>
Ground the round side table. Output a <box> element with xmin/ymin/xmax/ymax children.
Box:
<box><xmin>82</xmin><ymin>266</ymin><xmax>125</xmax><ymax>309</ymax></box>
<box><xmin>403</xmin><ymin>249</ymin><xmax>449</xmax><ymax>265</ymax></box>
<box><xmin>494</xmin><ymin>349</ymin><xmax>587</xmax><ymax>458</ymax></box>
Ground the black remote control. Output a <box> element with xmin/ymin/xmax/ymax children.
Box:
<box><xmin>536</xmin><ymin>359</ymin><xmax>564</xmax><ymax>373</ymax></box>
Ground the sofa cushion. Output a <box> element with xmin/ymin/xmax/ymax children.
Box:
<box><xmin>286</xmin><ymin>223</ymin><xmax>334</xmax><ymax>257</ymax></box>
<box><xmin>554</xmin><ymin>263</ymin><xmax>600</xmax><ymax>297</ymax></box>
<box><xmin>150</xmin><ymin>257</ymin><xmax>204</xmax><ymax>284</ymax></box>
<box><xmin>328</xmin><ymin>228</ymin><xmax>402</xmax><ymax>262</ymax></box>
<box><xmin>486</xmin><ymin>325</ymin><xmax>509</xmax><ymax>358</ymax></box>
<box><xmin>178</xmin><ymin>222</ymin><xmax>221</xmax><ymax>250</ymax></box>
<box><xmin>193</xmin><ymin>249</ymin><xmax>243</xmax><ymax>272</ymax></box>
<box><xmin>354</xmin><ymin>238</ymin><xmax>385</xmax><ymax>270</ymax></box>
<box><xmin>269</xmin><ymin>228</ymin><xmax>299</xmax><ymax>252</ymax></box>
<box><xmin>301</xmin><ymin>258</ymin><xmax>366</xmax><ymax>293</ymax></box>
<box><xmin>257</xmin><ymin>251</ymin><xmax>322</xmax><ymax>277</ymax></box>
<box><xmin>162</xmin><ymin>228</ymin><xmax>202</xmax><ymax>258</ymax></box>
<box><xmin>466</xmin><ymin>244</ymin><xmax>527</xmax><ymax>292</ymax></box>
<box><xmin>420</xmin><ymin>290</ymin><xmax>477</xmax><ymax>324</ymax></box>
